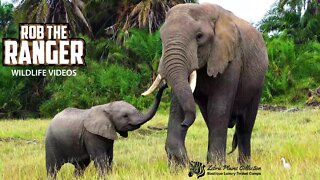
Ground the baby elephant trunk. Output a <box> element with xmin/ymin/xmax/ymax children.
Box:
<box><xmin>137</xmin><ymin>83</ymin><xmax>168</xmax><ymax>125</ymax></box>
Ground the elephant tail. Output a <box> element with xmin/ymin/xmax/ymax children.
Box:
<box><xmin>228</xmin><ymin>131</ymin><xmax>237</xmax><ymax>155</ymax></box>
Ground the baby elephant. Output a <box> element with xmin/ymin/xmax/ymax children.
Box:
<box><xmin>45</xmin><ymin>84</ymin><xmax>167</xmax><ymax>178</ymax></box>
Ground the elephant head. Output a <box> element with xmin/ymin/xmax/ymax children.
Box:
<box><xmin>142</xmin><ymin>3</ymin><xmax>240</xmax><ymax>127</ymax></box>
<box><xmin>85</xmin><ymin>83</ymin><xmax>167</xmax><ymax>139</ymax></box>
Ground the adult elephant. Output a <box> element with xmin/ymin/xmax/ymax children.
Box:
<box><xmin>142</xmin><ymin>3</ymin><xmax>268</xmax><ymax>166</ymax></box>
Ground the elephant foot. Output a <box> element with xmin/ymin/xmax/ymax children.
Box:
<box><xmin>73</xmin><ymin>159</ymin><xmax>90</xmax><ymax>177</ymax></box>
<box><xmin>73</xmin><ymin>165</ymin><xmax>87</xmax><ymax>177</ymax></box>
<box><xmin>74</xmin><ymin>169</ymin><xmax>84</xmax><ymax>177</ymax></box>
<box><xmin>93</xmin><ymin>158</ymin><xmax>112</xmax><ymax>178</ymax></box>
<box><xmin>167</xmin><ymin>153</ymin><xmax>188</xmax><ymax>169</ymax></box>
<box><xmin>238</xmin><ymin>155</ymin><xmax>251</xmax><ymax>165</ymax></box>
<box><xmin>207</xmin><ymin>151</ymin><xmax>226</xmax><ymax>165</ymax></box>
<box><xmin>165</xmin><ymin>144</ymin><xmax>188</xmax><ymax>170</ymax></box>
<box><xmin>47</xmin><ymin>172</ymin><xmax>57</xmax><ymax>180</ymax></box>
<box><xmin>46</xmin><ymin>162</ymin><xmax>62</xmax><ymax>180</ymax></box>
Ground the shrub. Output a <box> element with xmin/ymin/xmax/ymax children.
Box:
<box><xmin>262</xmin><ymin>36</ymin><xmax>320</xmax><ymax>104</ymax></box>
<box><xmin>39</xmin><ymin>62</ymin><xmax>155</xmax><ymax>117</ymax></box>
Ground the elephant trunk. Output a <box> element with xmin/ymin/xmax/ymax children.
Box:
<box><xmin>166</xmin><ymin>69</ymin><xmax>196</xmax><ymax>127</ymax></box>
<box><xmin>161</xmin><ymin>42</ymin><xmax>197</xmax><ymax>127</ymax></box>
<box><xmin>141</xmin><ymin>34</ymin><xmax>198</xmax><ymax>127</ymax></box>
<box><xmin>136</xmin><ymin>83</ymin><xmax>167</xmax><ymax>125</ymax></box>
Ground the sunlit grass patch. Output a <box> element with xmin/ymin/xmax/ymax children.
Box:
<box><xmin>0</xmin><ymin>109</ymin><xmax>319</xmax><ymax>179</ymax></box>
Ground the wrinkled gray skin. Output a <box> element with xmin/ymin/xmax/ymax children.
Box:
<box><xmin>45</xmin><ymin>84</ymin><xmax>167</xmax><ymax>178</ymax></box>
<box><xmin>155</xmin><ymin>3</ymin><xmax>268</xmax><ymax>166</ymax></box>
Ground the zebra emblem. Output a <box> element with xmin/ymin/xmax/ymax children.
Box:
<box><xmin>188</xmin><ymin>161</ymin><xmax>206</xmax><ymax>178</ymax></box>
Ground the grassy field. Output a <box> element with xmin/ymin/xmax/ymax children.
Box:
<box><xmin>0</xmin><ymin>109</ymin><xmax>319</xmax><ymax>179</ymax></box>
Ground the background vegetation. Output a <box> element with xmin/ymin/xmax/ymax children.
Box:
<box><xmin>0</xmin><ymin>0</ymin><xmax>319</xmax><ymax>118</ymax></box>
<box><xmin>259</xmin><ymin>0</ymin><xmax>320</xmax><ymax>104</ymax></box>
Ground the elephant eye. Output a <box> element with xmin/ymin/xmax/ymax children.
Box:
<box><xmin>196</xmin><ymin>32</ymin><xmax>203</xmax><ymax>41</ymax></box>
<box><xmin>123</xmin><ymin>114</ymin><xmax>128</xmax><ymax>118</ymax></box>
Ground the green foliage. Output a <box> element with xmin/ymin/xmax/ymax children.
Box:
<box><xmin>0</xmin><ymin>3</ymin><xmax>39</xmax><ymax>118</ymax></box>
<box><xmin>258</xmin><ymin>0</ymin><xmax>320</xmax><ymax>43</ymax></box>
<box><xmin>259</xmin><ymin>0</ymin><xmax>320</xmax><ymax>104</ymax></box>
<box><xmin>0</xmin><ymin>3</ymin><xmax>18</xmax><ymax>38</ymax></box>
<box><xmin>0</xmin><ymin>3</ymin><xmax>13</xmax><ymax>28</ymax></box>
<box><xmin>262</xmin><ymin>35</ymin><xmax>320</xmax><ymax>104</ymax></box>
<box><xmin>124</xmin><ymin>29</ymin><xmax>162</xmax><ymax>83</ymax></box>
<box><xmin>263</xmin><ymin>36</ymin><xmax>295</xmax><ymax>100</ymax></box>
<box><xmin>39</xmin><ymin>29</ymin><xmax>168</xmax><ymax>117</ymax></box>
<box><xmin>14</xmin><ymin>0</ymin><xmax>47</xmax><ymax>23</ymax></box>
<box><xmin>125</xmin><ymin>29</ymin><xmax>162</xmax><ymax>65</ymax></box>
<box><xmin>39</xmin><ymin>61</ymin><xmax>155</xmax><ymax>117</ymax></box>
<box><xmin>84</xmin><ymin>0</ymin><xmax>118</xmax><ymax>37</ymax></box>
<box><xmin>85</xmin><ymin>0</ymin><xmax>198</xmax><ymax>36</ymax></box>
<box><xmin>1</xmin><ymin>26</ymin><xmax>167</xmax><ymax>118</ymax></box>
<box><xmin>0</xmin><ymin>66</ymin><xmax>24</xmax><ymax>117</ymax></box>
<box><xmin>0</xmin><ymin>66</ymin><xmax>49</xmax><ymax>118</ymax></box>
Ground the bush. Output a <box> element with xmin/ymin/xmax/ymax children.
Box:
<box><xmin>40</xmin><ymin>62</ymin><xmax>155</xmax><ymax>117</ymax></box>
<box><xmin>262</xmin><ymin>35</ymin><xmax>320</xmax><ymax>104</ymax></box>
<box><xmin>1</xmin><ymin>28</ymin><xmax>169</xmax><ymax>118</ymax></box>
<box><xmin>0</xmin><ymin>66</ymin><xmax>24</xmax><ymax>117</ymax></box>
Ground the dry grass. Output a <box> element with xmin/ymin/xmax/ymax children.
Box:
<box><xmin>0</xmin><ymin>109</ymin><xmax>319</xmax><ymax>179</ymax></box>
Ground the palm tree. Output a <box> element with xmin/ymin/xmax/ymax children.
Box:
<box><xmin>15</xmin><ymin>0</ymin><xmax>197</xmax><ymax>37</ymax></box>
<box><xmin>14</xmin><ymin>0</ymin><xmax>47</xmax><ymax>23</ymax></box>
<box><xmin>15</xmin><ymin>0</ymin><xmax>92</xmax><ymax>37</ymax></box>
<box><xmin>45</xmin><ymin>0</ymin><xmax>93</xmax><ymax>37</ymax></box>
<box><xmin>0</xmin><ymin>2</ymin><xmax>17</xmax><ymax>37</ymax></box>
<box><xmin>85</xmin><ymin>0</ymin><xmax>198</xmax><ymax>37</ymax></box>
<box><xmin>124</xmin><ymin>29</ymin><xmax>162</xmax><ymax>79</ymax></box>
<box><xmin>259</xmin><ymin>0</ymin><xmax>320</xmax><ymax>43</ymax></box>
<box><xmin>279</xmin><ymin>0</ymin><xmax>319</xmax><ymax>15</ymax></box>
<box><xmin>84</xmin><ymin>0</ymin><xmax>197</xmax><ymax>38</ymax></box>
<box><xmin>114</xmin><ymin>0</ymin><xmax>197</xmax><ymax>33</ymax></box>
<box><xmin>83</xmin><ymin>0</ymin><xmax>119</xmax><ymax>37</ymax></box>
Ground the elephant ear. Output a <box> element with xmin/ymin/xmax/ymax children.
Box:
<box><xmin>84</xmin><ymin>107</ymin><xmax>118</xmax><ymax>140</ymax></box>
<box><xmin>207</xmin><ymin>6</ymin><xmax>240</xmax><ymax>77</ymax></box>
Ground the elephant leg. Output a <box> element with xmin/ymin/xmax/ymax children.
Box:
<box><xmin>204</xmin><ymin>59</ymin><xmax>240</xmax><ymax>164</ymax></box>
<box><xmin>236</xmin><ymin>93</ymin><xmax>261</xmax><ymax>165</ymax></box>
<box><xmin>46</xmin><ymin>149</ymin><xmax>63</xmax><ymax>179</ymax></box>
<box><xmin>106</xmin><ymin>147</ymin><xmax>113</xmax><ymax>171</ymax></box>
<box><xmin>165</xmin><ymin>93</ymin><xmax>189</xmax><ymax>168</ymax></box>
<box><xmin>206</xmin><ymin>95</ymin><xmax>233</xmax><ymax>165</ymax></box>
<box><xmin>93</xmin><ymin>154</ymin><xmax>112</xmax><ymax>177</ymax></box>
<box><xmin>90</xmin><ymin>149</ymin><xmax>113</xmax><ymax>177</ymax></box>
<box><xmin>195</xmin><ymin>93</ymin><xmax>208</xmax><ymax>121</ymax></box>
<box><xmin>73</xmin><ymin>158</ymin><xmax>90</xmax><ymax>177</ymax></box>
<box><xmin>46</xmin><ymin>160</ymin><xmax>63</xmax><ymax>180</ymax></box>
<box><xmin>84</xmin><ymin>131</ymin><xmax>114</xmax><ymax>176</ymax></box>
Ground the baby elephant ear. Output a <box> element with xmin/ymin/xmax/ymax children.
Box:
<box><xmin>206</xmin><ymin>5</ymin><xmax>240</xmax><ymax>77</ymax></box>
<box><xmin>84</xmin><ymin>107</ymin><xmax>118</xmax><ymax>140</ymax></box>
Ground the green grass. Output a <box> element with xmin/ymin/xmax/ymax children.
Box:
<box><xmin>0</xmin><ymin>109</ymin><xmax>319</xmax><ymax>179</ymax></box>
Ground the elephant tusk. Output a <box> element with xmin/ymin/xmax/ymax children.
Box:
<box><xmin>141</xmin><ymin>74</ymin><xmax>162</xmax><ymax>96</ymax></box>
<box><xmin>189</xmin><ymin>70</ymin><xmax>197</xmax><ymax>93</ymax></box>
